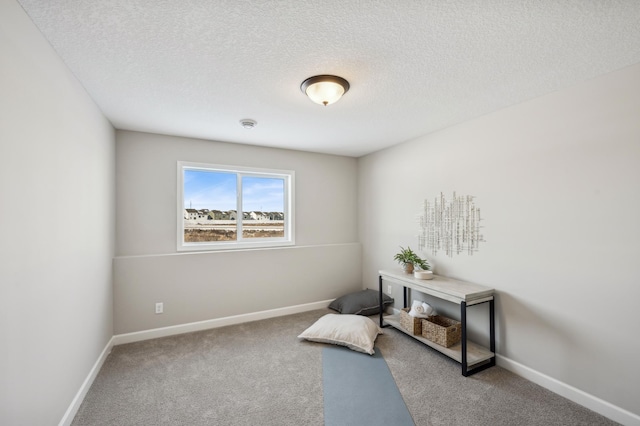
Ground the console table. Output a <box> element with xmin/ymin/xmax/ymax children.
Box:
<box><xmin>378</xmin><ymin>269</ymin><xmax>495</xmax><ymax>376</ymax></box>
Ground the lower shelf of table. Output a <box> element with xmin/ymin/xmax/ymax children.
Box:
<box><xmin>384</xmin><ymin>314</ymin><xmax>494</xmax><ymax>367</ymax></box>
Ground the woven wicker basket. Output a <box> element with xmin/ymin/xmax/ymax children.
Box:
<box><xmin>399</xmin><ymin>308</ymin><xmax>422</xmax><ymax>335</ymax></box>
<box><xmin>421</xmin><ymin>315</ymin><xmax>461</xmax><ymax>347</ymax></box>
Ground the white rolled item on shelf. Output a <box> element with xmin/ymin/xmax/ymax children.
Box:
<box><xmin>422</xmin><ymin>302</ymin><xmax>435</xmax><ymax>317</ymax></box>
<box><xmin>408</xmin><ymin>300</ymin><xmax>435</xmax><ymax>318</ymax></box>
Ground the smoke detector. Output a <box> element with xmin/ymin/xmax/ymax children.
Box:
<box><xmin>240</xmin><ymin>119</ymin><xmax>257</xmax><ymax>129</ymax></box>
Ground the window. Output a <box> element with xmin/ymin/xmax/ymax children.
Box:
<box><xmin>177</xmin><ymin>162</ymin><xmax>294</xmax><ymax>251</ymax></box>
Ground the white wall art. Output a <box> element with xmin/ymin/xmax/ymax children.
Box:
<box><xmin>418</xmin><ymin>192</ymin><xmax>484</xmax><ymax>257</ymax></box>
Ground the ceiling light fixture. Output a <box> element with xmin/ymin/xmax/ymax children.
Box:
<box><xmin>300</xmin><ymin>75</ymin><xmax>350</xmax><ymax>106</ymax></box>
<box><xmin>240</xmin><ymin>119</ymin><xmax>257</xmax><ymax>129</ymax></box>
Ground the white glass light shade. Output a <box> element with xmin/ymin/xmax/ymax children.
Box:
<box><xmin>305</xmin><ymin>81</ymin><xmax>345</xmax><ymax>106</ymax></box>
<box><xmin>300</xmin><ymin>75</ymin><xmax>350</xmax><ymax>106</ymax></box>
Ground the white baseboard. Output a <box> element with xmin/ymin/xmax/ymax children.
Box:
<box><xmin>113</xmin><ymin>299</ymin><xmax>332</xmax><ymax>345</ymax></box>
<box><xmin>497</xmin><ymin>354</ymin><xmax>640</xmax><ymax>426</ymax></box>
<box><xmin>58</xmin><ymin>337</ymin><xmax>115</xmax><ymax>426</ymax></box>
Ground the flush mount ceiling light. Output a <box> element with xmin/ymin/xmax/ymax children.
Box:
<box><xmin>300</xmin><ymin>75</ymin><xmax>350</xmax><ymax>106</ymax></box>
<box><xmin>239</xmin><ymin>119</ymin><xmax>257</xmax><ymax>129</ymax></box>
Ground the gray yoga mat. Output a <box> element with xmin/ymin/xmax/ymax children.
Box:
<box><xmin>322</xmin><ymin>345</ymin><xmax>415</xmax><ymax>426</ymax></box>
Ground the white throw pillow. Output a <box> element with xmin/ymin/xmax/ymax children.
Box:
<box><xmin>298</xmin><ymin>313</ymin><xmax>382</xmax><ymax>355</ymax></box>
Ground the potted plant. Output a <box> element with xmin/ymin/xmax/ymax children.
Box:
<box><xmin>393</xmin><ymin>246</ymin><xmax>430</xmax><ymax>274</ymax></box>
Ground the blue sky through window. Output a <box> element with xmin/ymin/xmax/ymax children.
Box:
<box><xmin>242</xmin><ymin>176</ymin><xmax>284</xmax><ymax>212</ymax></box>
<box><xmin>184</xmin><ymin>170</ymin><xmax>284</xmax><ymax>212</ymax></box>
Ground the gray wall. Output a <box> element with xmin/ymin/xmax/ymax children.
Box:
<box><xmin>114</xmin><ymin>131</ymin><xmax>360</xmax><ymax>334</ymax></box>
<box><xmin>0</xmin><ymin>1</ymin><xmax>115</xmax><ymax>425</ymax></box>
<box><xmin>358</xmin><ymin>64</ymin><xmax>640</xmax><ymax>417</ymax></box>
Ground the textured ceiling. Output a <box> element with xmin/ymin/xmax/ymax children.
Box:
<box><xmin>16</xmin><ymin>0</ymin><xmax>640</xmax><ymax>157</ymax></box>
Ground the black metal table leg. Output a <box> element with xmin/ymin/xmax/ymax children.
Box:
<box><xmin>379</xmin><ymin>275</ymin><xmax>384</xmax><ymax>327</ymax></box>
<box><xmin>403</xmin><ymin>286</ymin><xmax>408</xmax><ymax>308</ymax></box>
<box><xmin>461</xmin><ymin>299</ymin><xmax>496</xmax><ymax>376</ymax></box>
<box><xmin>490</xmin><ymin>299</ymin><xmax>495</xmax><ymax>353</ymax></box>
<box><xmin>461</xmin><ymin>301</ymin><xmax>468</xmax><ymax>376</ymax></box>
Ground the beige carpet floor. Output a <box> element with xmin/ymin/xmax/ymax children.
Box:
<box><xmin>71</xmin><ymin>309</ymin><xmax>617</xmax><ymax>425</ymax></box>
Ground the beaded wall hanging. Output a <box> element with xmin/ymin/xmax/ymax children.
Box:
<box><xmin>418</xmin><ymin>192</ymin><xmax>485</xmax><ymax>257</ymax></box>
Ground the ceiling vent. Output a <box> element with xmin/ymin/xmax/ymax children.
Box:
<box><xmin>239</xmin><ymin>119</ymin><xmax>257</xmax><ymax>129</ymax></box>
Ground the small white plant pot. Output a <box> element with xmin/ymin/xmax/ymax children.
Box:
<box><xmin>414</xmin><ymin>270</ymin><xmax>434</xmax><ymax>280</ymax></box>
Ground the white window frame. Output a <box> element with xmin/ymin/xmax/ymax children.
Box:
<box><xmin>177</xmin><ymin>161</ymin><xmax>295</xmax><ymax>251</ymax></box>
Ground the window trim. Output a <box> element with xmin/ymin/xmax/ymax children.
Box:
<box><xmin>177</xmin><ymin>161</ymin><xmax>295</xmax><ymax>252</ymax></box>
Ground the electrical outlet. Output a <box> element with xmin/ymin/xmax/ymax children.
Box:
<box><xmin>155</xmin><ymin>302</ymin><xmax>163</xmax><ymax>314</ymax></box>
<box><xmin>387</xmin><ymin>285</ymin><xmax>392</xmax><ymax>295</ymax></box>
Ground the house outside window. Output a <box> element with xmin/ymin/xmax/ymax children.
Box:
<box><xmin>177</xmin><ymin>161</ymin><xmax>294</xmax><ymax>251</ymax></box>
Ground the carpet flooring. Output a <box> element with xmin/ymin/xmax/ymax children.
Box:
<box><xmin>71</xmin><ymin>309</ymin><xmax>618</xmax><ymax>425</ymax></box>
